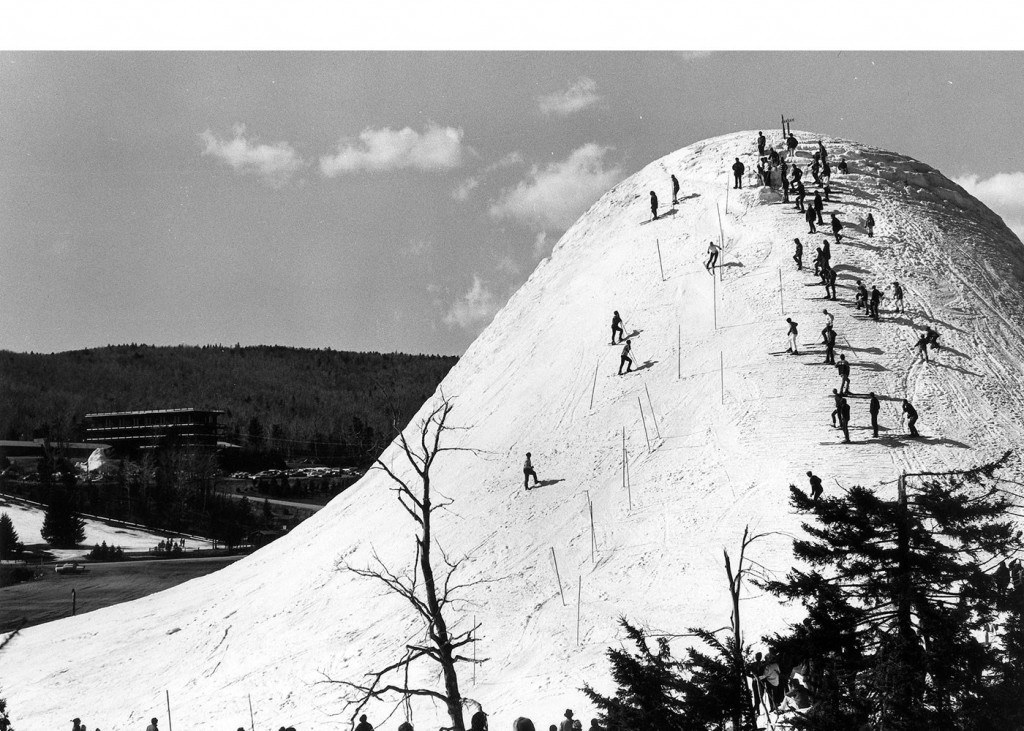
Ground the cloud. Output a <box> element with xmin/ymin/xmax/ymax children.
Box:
<box><xmin>533</xmin><ymin>231</ymin><xmax>550</xmax><ymax>258</ymax></box>
<box><xmin>320</xmin><ymin>124</ymin><xmax>464</xmax><ymax>176</ymax></box>
<box><xmin>443</xmin><ymin>275</ymin><xmax>499</xmax><ymax>329</ymax></box>
<box><xmin>489</xmin><ymin>144</ymin><xmax>624</xmax><ymax>230</ymax></box>
<box><xmin>452</xmin><ymin>152</ymin><xmax>524</xmax><ymax>201</ymax></box>
<box><xmin>199</xmin><ymin>124</ymin><xmax>304</xmax><ymax>186</ymax></box>
<box><xmin>953</xmin><ymin>171</ymin><xmax>1024</xmax><ymax>241</ymax></box>
<box><xmin>451</xmin><ymin>177</ymin><xmax>480</xmax><ymax>201</ymax></box>
<box><xmin>537</xmin><ymin>77</ymin><xmax>601</xmax><ymax>117</ymax></box>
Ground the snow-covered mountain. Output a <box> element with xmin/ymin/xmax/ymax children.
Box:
<box><xmin>5</xmin><ymin>131</ymin><xmax>1024</xmax><ymax>731</ymax></box>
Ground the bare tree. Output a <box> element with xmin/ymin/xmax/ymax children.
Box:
<box><xmin>328</xmin><ymin>396</ymin><xmax>492</xmax><ymax>730</ymax></box>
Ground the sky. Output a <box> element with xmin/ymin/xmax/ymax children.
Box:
<box><xmin>3</xmin><ymin>48</ymin><xmax>1024</xmax><ymax>356</ymax></box>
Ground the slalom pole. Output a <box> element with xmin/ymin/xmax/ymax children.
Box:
<box><xmin>166</xmin><ymin>690</ymin><xmax>173</xmax><ymax>731</ymax></box>
<box><xmin>716</xmin><ymin>203</ymin><xmax>725</xmax><ymax>282</ymax></box>
<box><xmin>248</xmin><ymin>694</ymin><xmax>255</xmax><ymax>731</ymax></box>
<box><xmin>473</xmin><ymin>615</ymin><xmax>477</xmax><ymax>685</ymax></box>
<box><xmin>588</xmin><ymin>494</ymin><xmax>596</xmax><ymax>563</ymax></box>
<box><xmin>644</xmin><ymin>383</ymin><xmax>661</xmax><ymax>439</ymax></box>
<box><xmin>725</xmin><ymin>173</ymin><xmax>730</xmax><ymax>214</ymax></box>
<box><xmin>720</xmin><ymin>352</ymin><xmax>725</xmax><ymax>405</ymax></box>
<box><xmin>551</xmin><ymin>547</ymin><xmax>566</xmax><ymax>606</ymax></box>
<box><xmin>713</xmin><ymin>273</ymin><xmax>718</xmax><ymax>330</ymax></box>
<box><xmin>779</xmin><ymin>267</ymin><xmax>784</xmax><ymax>314</ymax></box>
<box><xmin>638</xmin><ymin>397</ymin><xmax>652</xmax><ymax>453</ymax></box>
<box><xmin>576</xmin><ymin>575</ymin><xmax>582</xmax><ymax>646</ymax></box>
<box><xmin>589</xmin><ymin>359</ymin><xmax>599</xmax><ymax>410</ymax></box>
<box><xmin>677</xmin><ymin>322</ymin><xmax>681</xmax><ymax>380</ymax></box>
<box><xmin>656</xmin><ymin>238</ymin><xmax>665</xmax><ymax>281</ymax></box>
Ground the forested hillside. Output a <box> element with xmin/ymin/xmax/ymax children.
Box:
<box><xmin>0</xmin><ymin>345</ymin><xmax>457</xmax><ymax>465</ymax></box>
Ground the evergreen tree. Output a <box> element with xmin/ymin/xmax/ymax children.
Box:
<box><xmin>763</xmin><ymin>454</ymin><xmax>1021</xmax><ymax>729</ymax></box>
<box><xmin>677</xmin><ymin>628</ymin><xmax>754</xmax><ymax>731</ymax></box>
<box><xmin>0</xmin><ymin>513</ymin><xmax>21</xmax><ymax>559</ymax></box>
<box><xmin>582</xmin><ymin>618</ymin><xmax>690</xmax><ymax>731</ymax></box>
<box><xmin>40</xmin><ymin>488</ymin><xmax>86</xmax><ymax>548</ymax></box>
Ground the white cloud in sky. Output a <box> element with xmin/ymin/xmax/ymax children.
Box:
<box><xmin>199</xmin><ymin>124</ymin><xmax>304</xmax><ymax>186</ymax></box>
<box><xmin>533</xmin><ymin>231</ymin><xmax>550</xmax><ymax>258</ymax></box>
<box><xmin>489</xmin><ymin>143</ymin><xmax>623</xmax><ymax>230</ymax></box>
<box><xmin>452</xmin><ymin>152</ymin><xmax>524</xmax><ymax>201</ymax></box>
<box><xmin>537</xmin><ymin>77</ymin><xmax>602</xmax><ymax>117</ymax></box>
<box><xmin>451</xmin><ymin>177</ymin><xmax>480</xmax><ymax>201</ymax></box>
<box><xmin>953</xmin><ymin>171</ymin><xmax>1024</xmax><ymax>241</ymax></box>
<box><xmin>320</xmin><ymin>124</ymin><xmax>464</xmax><ymax>176</ymax></box>
<box><xmin>443</xmin><ymin>275</ymin><xmax>499</xmax><ymax>329</ymax></box>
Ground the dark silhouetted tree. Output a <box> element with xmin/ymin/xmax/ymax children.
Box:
<box><xmin>0</xmin><ymin>513</ymin><xmax>21</xmax><ymax>559</ymax></box>
<box><xmin>40</xmin><ymin>489</ymin><xmax>86</xmax><ymax>548</ymax></box>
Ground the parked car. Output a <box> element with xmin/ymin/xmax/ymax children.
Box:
<box><xmin>54</xmin><ymin>562</ymin><xmax>87</xmax><ymax>575</ymax></box>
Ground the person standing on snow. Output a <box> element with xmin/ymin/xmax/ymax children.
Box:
<box><xmin>892</xmin><ymin>281</ymin><xmax>904</xmax><ymax>313</ymax></box>
<box><xmin>523</xmin><ymin>453</ymin><xmax>539</xmax><ymax>489</ymax></box>
<box><xmin>817</xmin><ymin>139</ymin><xmax>828</xmax><ymax>163</ymax></box>
<box><xmin>757</xmin><ymin>131</ymin><xmax>766</xmax><ymax>156</ymax></box>
<box><xmin>924</xmin><ymin>326</ymin><xmax>941</xmax><ymax>350</ymax></box>
<box><xmin>793</xmin><ymin>237</ymin><xmax>803</xmax><ymax>270</ymax></box>
<box><xmin>787</xmin><ymin>132</ymin><xmax>799</xmax><ymax>160</ymax></box>
<box><xmin>822</xmin><ymin>323</ymin><xmax>837</xmax><ymax>365</ymax></box>
<box><xmin>618</xmin><ymin>339</ymin><xmax>634</xmax><ymax>375</ymax></box>
<box><xmin>839</xmin><ymin>397</ymin><xmax>852</xmax><ymax>443</ymax></box>
<box><xmin>732</xmin><ymin>157</ymin><xmax>745</xmax><ymax>189</ymax></box>
<box><xmin>915</xmin><ymin>333</ymin><xmax>930</xmax><ymax>363</ymax></box>
<box><xmin>811</xmin><ymin>157</ymin><xmax>822</xmax><ymax>186</ymax></box>
<box><xmin>870</xmin><ymin>286</ymin><xmax>884</xmax><ymax>320</ymax></box>
<box><xmin>649</xmin><ymin>190</ymin><xmax>658</xmax><ymax>221</ymax></box>
<box><xmin>830</xmin><ymin>212</ymin><xmax>844</xmax><ymax>243</ymax></box>
<box><xmin>705</xmin><ymin>241</ymin><xmax>720</xmax><ymax>271</ymax></box>
<box><xmin>831</xmin><ymin>388</ymin><xmax>844</xmax><ymax>428</ymax></box>
<box><xmin>813</xmin><ymin>247</ymin><xmax>825</xmax><ymax>277</ymax></box>
<box><xmin>813</xmin><ymin>191</ymin><xmax>824</xmax><ymax>225</ymax></box>
<box><xmin>781</xmin><ymin>161</ymin><xmax>791</xmax><ymax>203</ymax></box>
<box><xmin>559</xmin><ymin>710</ymin><xmax>576</xmax><ymax>731</ymax></box>
<box><xmin>855</xmin><ymin>280</ymin><xmax>868</xmax><ymax>312</ymax></box>
<box><xmin>866</xmin><ymin>212</ymin><xmax>876</xmax><ymax>238</ymax></box>
<box><xmin>822</xmin><ymin>159</ymin><xmax>832</xmax><ymax>184</ymax></box>
<box><xmin>795</xmin><ymin>180</ymin><xmax>807</xmax><ymax>212</ymax></box>
<box><xmin>805</xmin><ymin>205</ymin><xmax>817</xmax><ymax>233</ymax></box>
<box><xmin>869</xmin><ymin>392</ymin><xmax>881</xmax><ymax>437</ymax></box>
<box><xmin>902</xmin><ymin>399</ymin><xmax>920</xmax><ymax>437</ymax></box>
<box><xmin>838</xmin><ymin>158</ymin><xmax>849</xmax><ymax>174</ymax></box>
<box><xmin>786</xmin><ymin>318</ymin><xmax>799</xmax><ymax>354</ymax></box>
<box><xmin>837</xmin><ymin>354</ymin><xmax>851</xmax><ymax>395</ymax></box>
<box><xmin>823</xmin><ymin>308</ymin><xmax>835</xmax><ymax>328</ymax></box>
<box><xmin>807</xmin><ymin>471</ymin><xmax>824</xmax><ymax>501</ymax></box>
<box><xmin>826</xmin><ymin>266</ymin><xmax>838</xmax><ymax>301</ymax></box>
<box><xmin>671</xmin><ymin>174</ymin><xmax>680</xmax><ymax>205</ymax></box>
<box><xmin>611</xmin><ymin>311</ymin><xmax>625</xmax><ymax>345</ymax></box>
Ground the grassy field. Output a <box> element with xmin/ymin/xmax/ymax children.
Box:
<box><xmin>0</xmin><ymin>555</ymin><xmax>243</xmax><ymax>633</ymax></box>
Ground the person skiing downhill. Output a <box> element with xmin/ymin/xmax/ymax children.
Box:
<box><xmin>523</xmin><ymin>453</ymin><xmax>539</xmax><ymax>489</ymax></box>
<box><xmin>837</xmin><ymin>354</ymin><xmax>851</xmax><ymax>395</ymax></box>
<box><xmin>866</xmin><ymin>212</ymin><xmax>876</xmax><ymax>238</ymax></box>
<box><xmin>793</xmin><ymin>237</ymin><xmax>803</xmax><ymax>270</ymax></box>
<box><xmin>618</xmin><ymin>339</ymin><xmax>634</xmax><ymax>375</ymax></box>
<box><xmin>807</xmin><ymin>471</ymin><xmax>824</xmax><ymax>502</ymax></box>
<box><xmin>892</xmin><ymin>280</ymin><xmax>904</xmax><ymax>313</ymax></box>
<box><xmin>649</xmin><ymin>191</ymin><xmax>658</xmax><ymax>220</ymax></box>
<box><xmin>786</xmin><ymin>318</ymin><xmax>799</xmax><ymax>354</ymax></box>
<box><xmin>869</xmin><ymin>392</ymin><xmax>881</xmax><ymax>437</ymax></box>
<box><xmin>671</xmin><ymin>174</ymin><xmax>680</xmax><ymax>205</ymax></box>
<box><xmin>732</xmin><ymin>157</ymin><xmax>745</xmax><ymax>189</ymax></box>
<box><xmin>706</xmin><ymin>241</ymin><xmax>720</xmax><ymax>271</ymax></box>
<box><xmin>830</xmin><ymin>212</ymin><xmax>844</xmax><ymax>243</ymax></box>
<box><xmin>902</xmin><ymin>399</ymin><xmax>920</xmax><ymax>437</ymax></box>
<box><xmin>611</xmin><ymin>311</ymin><xmax>624</xmax><ymax>345</ymax></box>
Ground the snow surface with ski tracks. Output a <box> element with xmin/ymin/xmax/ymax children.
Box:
<box><xmin>4</xmin><ymin>131</ymin><xmax>1024</xmax><ymax>730</ymax></box>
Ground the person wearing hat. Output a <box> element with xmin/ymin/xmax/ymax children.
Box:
<box><xmin>146</xmin><ymin>719</ymin><xmax>159</xmax><ymax>731</ymax></box>
<box><xmin>470</xmin><ymin>708</ymin><xmax>488</xmax><ymax>731</ymax></box>
<box><xmin>524</xmin><ymin>453</ymin><xmax>539</xmax><ymax>490</ymax></box>
<box><xmin>72</xmin><ymin>719</ymin><xmax>84</xmax><ymax>731</ymax></box>
<box><xmin>558</xmin><ymin>710</ymin><xmax>575</xmax><ymax>731</ymax></box>
<box><xmin>355</xmin><ymin>714</ymin><xmax>374</xmax><ymax>731</ymax></box>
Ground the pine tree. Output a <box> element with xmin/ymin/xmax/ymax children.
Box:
<box><xmin>0</xmin><ymin>513</ymin><xmax>20</xmax><ymax>559</ymax></box>
<box><xmin>763</xmin><ymin>454</ymin><xmax>1022</xmax><ymax>728</ymax></box>
<box><xmin>677</xmin><ymin>629</ymin><xmax>754</xmax><ymax>731</ymax></box>
<box><xmin>582</xmin><ymin>618</ymin><xmax>691</xmax><ymax>731</ymax></box>
<box><xmin>40</xmin><ymin>489</ymin><xmax>86</xmax><ymax>548</ymax></box>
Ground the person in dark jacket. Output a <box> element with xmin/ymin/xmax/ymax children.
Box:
<box><xmin>781</xmin><ymin>162</ymin><xmax>791</xmax><ymax>203</ymax></box>
<box><xmin>706</xmin><ymin>241</ymin><xmax>720</xmax><ymax>271</ymax></box>
<box><xmin>837</xmin><ymin>354</ymin><xmax>851</xmax><ymax>395</ymax></box>
<box><xmin>649</xmin><ymin>190</ymin><xmax>658</xmax><ymax>220</ymax></box>
<box><xmin>805</xmin><ymin>205</ymin><xmax>817</xmax><ymax>233</ymax></box>
<box><xmin>523</xmin><ymin>453</ymin><xmax>539</xmax><ymax>489</ymax></box>
<box><xmin>902</xmin><ymin>399</ymin><xmax>919</xmax><ymax>437</ymax></box>
<box><xmin>892</xmin><ymin>281</ymin><xmax>904</xmax><ymax>313</ymax></box>
<box><xmin>869</xmin><ymin>392</ymin><xmax>881</xmax><ymax>437</ymax></box>
<box><xmin>916</xmin><ymin>333</ymin><xmax>930</xmax><ymax>363</ymax></box>
<box><xmin>831</xmin><ymin>388</ymin><xmax>843</xmax><ymax>428</ymax></box>
<box><xmin>830</xmin><ymin>212</ymin><xmax>843</xmax><ymax>243</ymax></box>
<box><xmin>769</xmin><ymin>147</ymin><xmax>781</xmax><ymax>166</ymax></box>
<box><xmin>838</xmin><ymin>158</ymin><xmax>849</xmax><ymax>174</ymax></box>
<box><xmin>822</xmin><ymin>323</ymin><xmax>837</xmax><ymax>365</ymax></box>
<box><xmin>732</xmin><ymin>158</ymin><xmax>745</xmax><ymax>189</ymax></box>
<box><xmin>807</xmin><ymin>471</ymin><xmax>824</xmax><ymax>501</ymax></box>
<box><xmin>619</xmin><ymin>339</ymin><xmax>634</xmax><ymax>375</ymax></box>
<box><xmin>870</xmin><ymin>286</ymin><xmax>884</xmax><ymax>320</ymax></box>
<box><xmin>787</xmin><ymin>132</ymin><xmax>799</xmax><ymax>159</ymax></box>
<box><xmin>813</xmin><ymin>247</ymin><xmax>824</xmax><ymax>277</ymax></box>
<box><xmin>356</xmin><ymin>716</ymin><xmax>374</xmax><ymax>731</ymax></box>
<box><xmin>795</xmin><ymin>180</ymin><xmax>807</xmax><ymax>212</ymax></box>
<box><xmin>611</xmin><ymin>310</ymin><xmax>624</xmax><ymax>344</ymax></box>
<box><xmin>826</xmin><ymin>267</ymin><xmax>838</xmax><ymax>300</ymax></box>
<box><xmin>817</xmin><ymin>139</ymin><xmax>828</xmax><ymax>163</ymax></box>
<box><xmin>839</xmin><ymin>397</ymin><xmax>852</xmax><ymax>443</ymax></box>
<box><xmin>671</xmin><ymin>174</ymin><xmax>680</xmax><ymax>205</ymax></box>
<box><xmin>757</xmin><ymin>131</ymin><xmax>766</xmax><ymax>156</ymax></box>
<box><xmin>786</xmin><ymin>318</ymin><xmax>799</xmax><ymax>354</ymax></box>
<box><xmin>811</xmin><ymin>158</ymin><xmax>821</xmax><ymax>186</ymax></box>
<box><xmin>793</xmin><ymin>237</ymin><xmax>803</xmax><ymax>270</ymax></box>
<box><xmin>855</xmin><ymin>280</ymin><xmax>869</xmax><ymax>312</ymax></box>
<box><xmin>813</xmin><ymin>191</ymin><xmax>824</xmax><ymax>225</ymax></box>
<box><xmin>996</xmin><ymin>560</ymin><xmax>1011</xmax><ymax>601</ymax></box>
<box><xmin>866</xmin><ymin>212</ymin><xmax>875</xmax><ymax>237</ymax></box>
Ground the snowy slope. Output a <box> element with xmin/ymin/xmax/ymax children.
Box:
<box><xmin>5</xmin><ymin>131</ymin><xmax>1024</xmax><ymax>731</ymax></box>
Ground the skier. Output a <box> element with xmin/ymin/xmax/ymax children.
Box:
<box><xmin>823</xmin><ymin>308</ymin><xmax>834</xmax><ymax>328</ymax></box>
<box><xmin>830</xmin><ymin>388</ymin><xmax>843</xmax><ymax>428</ymax></box>
<box><xmin>924</xmin><ymin>326</ymin><xmax>941</xmax><ymax>350</ymax></box>
<box><xmin>523</xmin><ymin>453</ymin><xmax>539</xmax><ymax>490</ymax></box>
<box><xmin>902</xmin><ymin>399</ymin><xmax>920</xmax><ymax>437</ymax></box>
<box><xmin>355</xmin><ymin>716</ymin><xmax>373</xmax><ymax>731</ymax></box>
<box><xmin>805</xmin><ymin>205</ymin><xmax>817</xmax><ymax>233</ymax></box>
<box><xmin>649</xmin><ymin>191</ymin><xmax>658</xmax><ymax>221</ymax></box>
<box><xmin>839</xmin><ymin>397</ymin><xmax>851</xmax><ymax>443</ymax></box>
<box><xmin>786</xmin><ymin>318</ymin><xmax>799</xmax><ymax>354</ymax></box>
<box><xmin>732</xmin><ymin>157</ymin><xmax>745</xmax><ymax>189</ymax></box>
<box><xmin>705</xmin><ymin>241</ymin><xmax>720</xmax><ymax>271</ymax></box>
<box><xmin>837</xmin><ymin>354</ymin><xmax>851</xmax><ymax>395</ymax></box>
<box><xmin>757</xmin><ymin>131</ymin><xmax>766</xmax><ymax>156</ymax></box>
<box><xmin>618</xmin><ymin>339</ymin><xmax>634</xmax><ymax>375</ymax></box>
<box><xmin>822</xmin><ymin>159</ymin><xmax>832</xmax><ymax>184</ymax></box>
<box><xmin>822</xmin><ymin>323</ymin><xmax>837</xmax><ymax>365</ymax></box>
<box><xmin>817</xmin><ymin>139</ymin><xmax>828</xmax><ymax>163</ymax></box>
<box><xmin>838</xmin><ymin>158</ymin><xmax>849</xmax><ymax>174</ymax></box>
<box><xmin>611</xmin><ymin>310</ymin><xmax>624</xmax><ymax>345</ymax></box>
<box><xmin>856</xmin><ymin>281</ymin><xmax>869</xmax><ymax>312</ymax></box>
<box><xmin>786</xmin><ymin>132</ymin><xmax>798</xmax><ymax>159</ymax></box>
<box><xmin>671</xmin><ymin>174</ymin><xmax>680</xmax><ymax>205</ymax></box>
<box><xmin>559</xmin><ymin>710</ymin><xmax>576</xmax><ymax>731</ymax></box>
<box><xmin>892</xmin><ymin>281</ymin><xmax>904</xmax><ymax>313</ymax></box>
<box><xmin>811</xmin><ymin>157</ymin><xmax>821</xmax><ymax>186</ymax></box>
<box><xmin>781</xmin><ymin>162</ymin><xmax>791</xmax><ymax>203</ymax></box>
<box><xmin>813</xmin><ymin>247</ymin><xmax>824</xmax><ymax>277</ymax></box>
<box><xmin>793</xmin><ymin>237</ymin><xmax>803</xmax><ymax>270</ymax></box>
<box><xmin>870</xmin><ymin>286</ymin><xmax>884</xmax><ymax>320</ymax></box>
<box><xmin>807</xmin><ymin>471</ymin><xmax>824</xmax><ymax>501</ymax></box>
<box><xmin>916</xmin><ymin>333</ymin><xmax>930</xmax><ymax>363</ymax></box>
<box><xmin>866</xmin><ymin>212</ymin><xmax>876</xmax><ymax>238</ymax></box>
<box><xmin>813</xmin><ymin>191</ymin><xmax>824</xmax><ymax>225</ymax></box>
<box><xmin>869</xmin><ymin>392</ymin><xmax>881</xmax><ymax>437</ymax></box>
<box><xmin>823</xmin><ymin>183</ymin><xmax>832</xmax><ymax>202</ymax></box>
<box><xmin>830</xmin><ymin>212</ymin><xmax>843</xmax><ymax>243</ymax></box>
<box><xmin>794</xmin><ymin>180</ymin><xmax>807</xmax><ymax>212</ymax></box>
